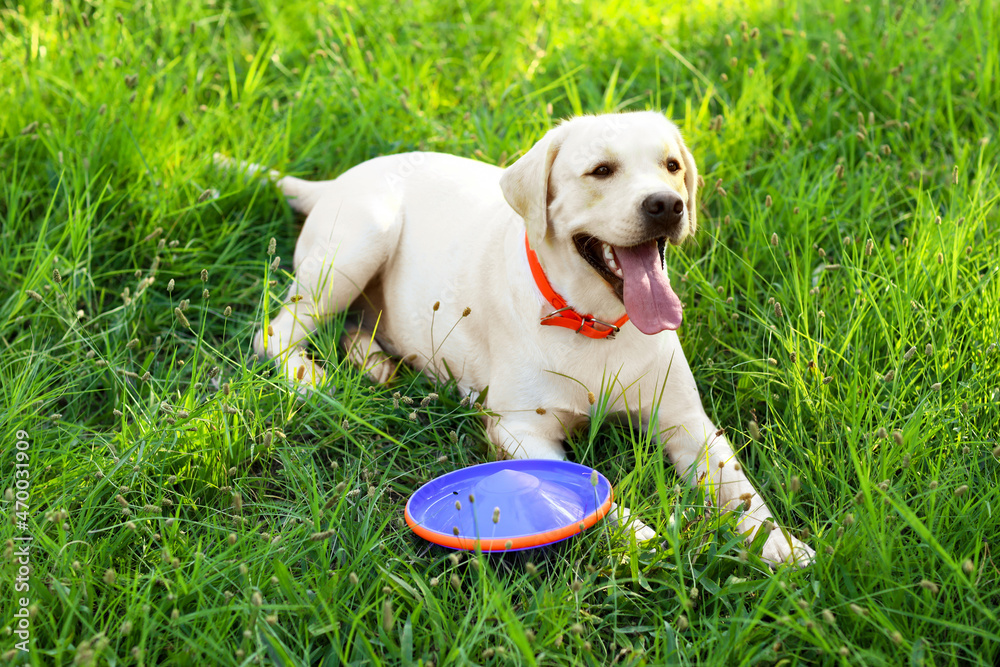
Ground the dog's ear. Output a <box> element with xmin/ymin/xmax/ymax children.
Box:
<box><xmin>500</xmin><ymin>125</ymin><xmax>565</xmax><ymax>247</ymax></box>
<box><xmin>679</xmin><ymin>136</ymin><xmax>699</xmax><ymax>236</ymax></box>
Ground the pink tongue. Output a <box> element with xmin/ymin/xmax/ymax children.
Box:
<box><xmin>613</xmin><ymin>241</ymin><xmax>683</xmax><ymax>334</ymax></box>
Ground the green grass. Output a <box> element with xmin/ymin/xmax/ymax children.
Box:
<box><xmin>2</xmin><ymin>0</ymin><xmax>999</xmax><ymax>664</ymax></box>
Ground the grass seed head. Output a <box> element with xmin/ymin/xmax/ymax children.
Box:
<box><xmin>382</xmin><ymin>600</ymin><xmax>394</xmax><ymax>632</ymax></box>
<box><xmin>919</xmin><ymin>579</ymin><xmax>939</xmax><ymax>594</ymax></box>
<box><xmin>174</xmin><ymin>308</ymin><xmax>191</xmax><ymax>329</ymax></box>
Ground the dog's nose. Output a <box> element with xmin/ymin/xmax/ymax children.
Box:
<box><xmin>641</xmin><ymin>192</ymin><xmax>685</xmax><ymax>233</ymax></box>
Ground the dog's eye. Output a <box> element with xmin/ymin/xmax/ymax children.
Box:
<box><xmin>666</xmin><ymin>160</ymin><xmax>681</xmax><ymax>173</ymax></box>
<box><xmin>590</xmin><ymin>165</ymin><xmax>613</xmax><ymax>177</ymax></box>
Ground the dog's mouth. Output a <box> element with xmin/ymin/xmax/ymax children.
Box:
<box><xmin>574</xmin><ymin>235</ymin><xmax>667</xmax><ymax>300</ymax></box>
<box><xmin>573</xmin><ymin>234</ymin><xmax>683</xmax><ymax>334</ymax></box>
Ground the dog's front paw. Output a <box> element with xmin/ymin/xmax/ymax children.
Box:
<box><xmin>607</xmin><ymin>502</ymin><xmax>657</xmax><ymax>542</ymax></box>
<box><xmin>760</xmin><ymin>528</ymin><xmax>815</xmax><ymax>569</ymax></box>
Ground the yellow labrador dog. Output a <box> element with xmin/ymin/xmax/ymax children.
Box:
<box><xmin>221</xmin><ymin>111</ymin><xmax>814</xmax><ymax>567</ymax></box>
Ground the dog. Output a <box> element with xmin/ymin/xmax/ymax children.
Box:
<box><xmin>219</xmin><ymin>111</ymin><xmax>814</xmax><ymax>567</ymax></box>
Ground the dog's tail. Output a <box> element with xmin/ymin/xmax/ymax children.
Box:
<box><xmin>213</xmin><ymin>153</ymin><xmax>327</xmax><ymax>215</ymax></box>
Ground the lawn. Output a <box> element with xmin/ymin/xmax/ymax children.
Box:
<box><xmin>1</xmin><ymin>0</ymin><xmax>999</xmax><ymax>665</ymax></box>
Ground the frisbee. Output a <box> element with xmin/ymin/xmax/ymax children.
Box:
<box><xmin>404</xmin><ymin>460</ymin><xmax>613</xmax><ymax>552</ymax></box>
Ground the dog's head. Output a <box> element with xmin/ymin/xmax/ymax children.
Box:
<box><xmin>500</xmin><ymin>111</ymin><xmax>699</xmax><ymax>335</ymax></box>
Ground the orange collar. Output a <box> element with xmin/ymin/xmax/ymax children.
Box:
<box><xmin>524</xmin><ymin>233</ymin><xmax>629</xmax><ymax>340</ymax></box>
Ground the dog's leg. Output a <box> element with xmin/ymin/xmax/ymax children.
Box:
<box><xmin>653</xmin><ymin>394</ymin><xmax>815</xmax><ymax>567</ymax></box>
<box><xmin>341</xmin><ymin>325</ymin><xmax>397</xmax><ymax>385</ymax></box>
<box><xmin>486</xmin><ymin>412</ymin><xmax>568</xmax><ymax>460</ymax></box>
<box><xmin>485</xmin><ymin>411</ymin><xmax>657</xmax><ymax>541</ymax></box>
<box><xmin>254</xmin><ymin>198</ymin><xmax>401</xmax><ymax>392</ymax></box>
<box><xmin>253</xmin><ymin>289</ymin><xmax>327</xmax><ymax>389</ymax></box>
